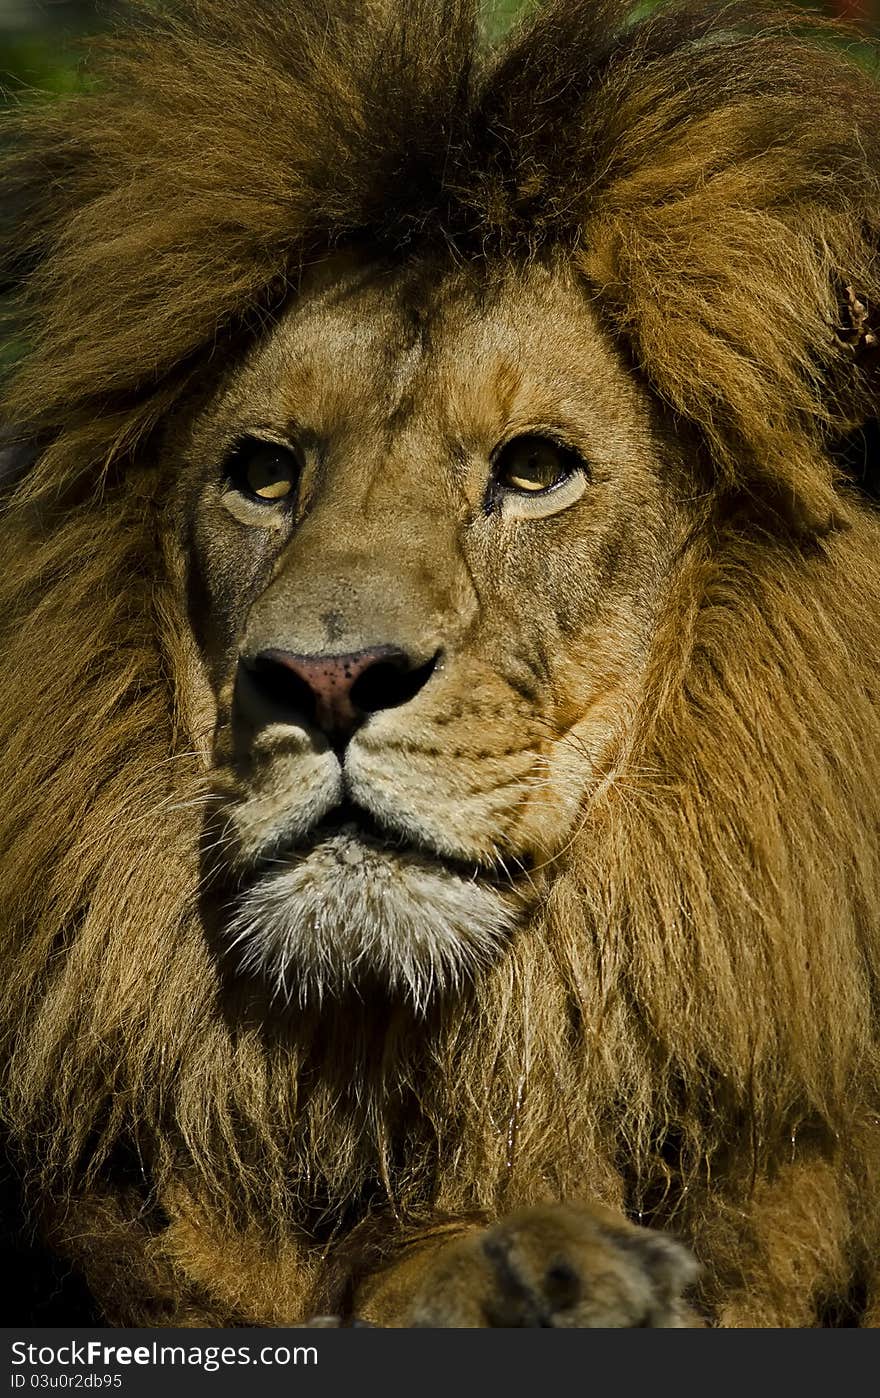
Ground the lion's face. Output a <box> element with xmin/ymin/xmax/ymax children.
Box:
<box><xmin>171</xmin><ymin>256</ymin><xmax>693</xmax><ymax>1005</ymax></box>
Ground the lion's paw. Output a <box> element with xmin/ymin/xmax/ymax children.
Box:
<box><xmin>404</xmin><ymin>1203</ymin><xmax>700</xmax><ymax>1328</ymax></box>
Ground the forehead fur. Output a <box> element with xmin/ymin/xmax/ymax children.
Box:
<box><xmin>208</xmin><ymin>256</ymin><xmax>650</xmax><ymax>445</ymax></box>
<box><xmin>2</xmin><ymin>0</ymin><xmax>879</xmax><ymax>523</ymax></box>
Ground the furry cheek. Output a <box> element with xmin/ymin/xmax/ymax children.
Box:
<box><xmin>213</xmin><ymin>748</ymin><xmax>343</xmax><ymax>867</ymax></box>
<box><xmin>343</xmin><ymin>742</ymin><xmax>538</xmax><ymax>866</ymax></box>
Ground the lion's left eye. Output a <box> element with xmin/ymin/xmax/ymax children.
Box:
<box><xmin>489</xmin><ymin>435</ymin><xmax>587</xmax><ymax>519</ymax></box>
<box><xmin>494</xmin><ymin>436</ymin><xmax>575</xmax><ymax>494</ymax></box>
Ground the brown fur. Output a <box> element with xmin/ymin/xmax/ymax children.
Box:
<box><xmin>1</xmin><ymin>0</ymin><xmax>880</xmax><ymax>1326</ymax></box>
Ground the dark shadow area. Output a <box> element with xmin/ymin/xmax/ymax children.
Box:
<box><xmin>0</xmin><ymin>1137</ymin><xmax>101</xmax><ymax>1324</ymax></box>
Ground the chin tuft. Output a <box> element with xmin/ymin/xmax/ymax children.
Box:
<box><xmin>225</xmin><ymin>832</ymin><xmax>513</xmax><ymax>1012</ymax></box>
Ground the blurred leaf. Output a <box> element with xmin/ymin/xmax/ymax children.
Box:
<box><xmin>0</xmin><ymin>33</ymin><xmax>91</xmax><ymax>98</ymax></box>
<box><xmin>481</xmin><ymin>0</ymin><xmax>536</xmax><ymax>42</ymax></box>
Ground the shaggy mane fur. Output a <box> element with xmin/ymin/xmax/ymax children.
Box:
<box><xmin>1</xmin><ymin>0</ymin><xmax>880</xmax><ymax>1326</ymax></box>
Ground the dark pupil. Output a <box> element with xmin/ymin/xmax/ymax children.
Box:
<box><xmin>523</xmin><ymin>449</ymin><xmax>547</xmax><ymax>480</ymax></box>
<box><xmin>506</xmin><ymin>439</ymin><xmax>560</xmax><ymax>490</ymax></box>
<box><xmin>244</xmin><ymin>446</ymin><xmax>293</xmax><ymax>498</ymax></box>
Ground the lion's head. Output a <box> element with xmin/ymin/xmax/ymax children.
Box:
<box><xmin>182</xmin><ymin>255</ymin><xmax>689</xmax><ymax>1006</ymax></box>
<box><xmin>1</xmin><ymin>0</ymin><xmax>879</xmax><ymax>1326</ymax></box>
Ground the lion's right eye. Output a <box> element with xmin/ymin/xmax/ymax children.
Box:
<box><xmin>225</xmin><ymin>438</ymin><xmax>302</xmax><ymax>505</ymax></box>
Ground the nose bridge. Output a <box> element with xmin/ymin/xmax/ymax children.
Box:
<box><xmin>244</xmin><ymin>447</ymin><xmax>466</xmax><ymax>660</ymax></box>
<box><xmin>321</xmin><ymin>426</ymin><xmax>440</xmax><ymax>555</ymax></box>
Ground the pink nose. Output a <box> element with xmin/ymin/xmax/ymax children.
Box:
<box><xmin>236</xmin><ymin>645</ymin><xmax>438</xmax><ymax>749</ymax></box>
<box><xmin>269</xmin><ymin>648</ymin><xmax>393</xmax><ymax>734</ymax></box>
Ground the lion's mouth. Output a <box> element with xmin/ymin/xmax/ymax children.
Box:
<box><xmin>221</xmin><ymin>794</ymin><xmax>525</xmax><ymax>1006</ymax></box>
<box><xmin>252</xmin><ymin>798</ymin><xmax>527</xmax><ymax>887</ymax></box>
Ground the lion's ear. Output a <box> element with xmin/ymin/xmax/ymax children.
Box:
<box><xmin>574</xmin><ymin>26</ymin><xmax>880</xmax><ymax>536</ymax></box>
<box><xmin>582</xmin><ymin>212</ymin><xmax>880</xmax><ymax>534</ymax></box>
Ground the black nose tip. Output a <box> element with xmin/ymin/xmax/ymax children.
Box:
<box><xmin>235</xmin><ymin>645</ymin><xmax>438</xmax><ymax>750</ymax></box>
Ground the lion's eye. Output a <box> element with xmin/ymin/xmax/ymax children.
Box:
<box><xmin>225</xmin><ymin>438</ymin><xmax>301</xmax><ymax>504</ymax></box>
<box><xmin>495</xmin><ymin>436</ymin><xmax>573</xmax><ymax>494</ymax></box>
<box><xmin>489</xmin><ymin>435</ymin><xmax>587</xmax><ymax>520</ymax></box>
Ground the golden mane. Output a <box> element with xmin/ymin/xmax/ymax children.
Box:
<box><xmin>1</xmin><ymin>0</ymin><xmax>879</xmax><ymax>1325</ymax></box>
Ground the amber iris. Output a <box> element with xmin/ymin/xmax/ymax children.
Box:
<box><xmin>495</xmin><ymin>436</ymin><xmax>574</xmax><ymax>494</ymax></box>
<box><xmin>228</xmin><ymin>439</ymin><xmax>300</xmax><ymax>502</ymax></box>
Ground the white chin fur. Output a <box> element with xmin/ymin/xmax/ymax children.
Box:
<box><xmin>226</xmin><ymin>829</ymin><xmax>513</xmax><ymax>1011</ymax></box>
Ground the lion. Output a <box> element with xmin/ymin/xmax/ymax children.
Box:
<box><xmin>0</xmin><ymin>0</ymin><xmax>879</xmax><ymax>1328</ymax></box>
